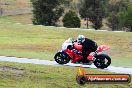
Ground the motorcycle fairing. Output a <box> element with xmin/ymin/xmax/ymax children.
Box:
<box><xmin>97</xmin><ymin>45</ymin><xmax>110</xmax><ymax>52</ymax></box>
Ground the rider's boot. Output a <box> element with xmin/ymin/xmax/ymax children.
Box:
<box><xmin>87</xmin><ymin>52</ymin><xmax>96</xmax><ymax>65</ymax></box>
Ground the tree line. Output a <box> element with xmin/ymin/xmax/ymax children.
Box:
<box><xmin>31</xmin><ymin>0</ymin><xmax>132</xmax><ymax>32</ymax></box>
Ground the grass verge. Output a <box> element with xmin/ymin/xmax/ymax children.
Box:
<box><xmin>0</xmin><ymin>61</ymin><xmax>131</xmax><ymax>88</ymax></box>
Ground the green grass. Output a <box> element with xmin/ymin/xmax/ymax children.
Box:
<box><xmin>0</xmin><ymin>61</ymin><xmax>131</xmax><ymax>88</ymax></box>
<box><xmin>0</xmin><ymin>0</ymin><xmax>16</xmax><ymax>3</ymax></box>
<box><xmin>0</xmin><ymin>49</ymin><xmax>54</xmax><ymax>60</ymax></box>
<box><xmin>0</xmin><ymin>15</ymin><xmax>132</xmax><ymax>67</ymax></box>
<box><xmin>0</xmin><ymin>14</ymin><xmax>32</xmax><ymax>24</ymax></box>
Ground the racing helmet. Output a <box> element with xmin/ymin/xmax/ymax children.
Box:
<box><xmin>77</xmin><ymin>35</ymin><xmax>85</xmax><ymax>44</ymax></box>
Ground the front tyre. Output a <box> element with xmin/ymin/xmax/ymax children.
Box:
<box><xmin>94</xmin><ymin>54</ymin><xmax>111</xmax><ymax>69</ymax></box>
<box><xmin>54</xmin><ymin>52</ymin><xmax>70</xmax><ymax>64</ymax></box>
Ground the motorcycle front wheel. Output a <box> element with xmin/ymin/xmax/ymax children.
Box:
<box><xmin>94</xmin><ymin>54</ymin><xmax>111</xmax><ymax>69</ymax></box>
<box><xmin>54</xmin><ymin>52</ymin><xmax>70</xmax><ymax>64</ymax></box>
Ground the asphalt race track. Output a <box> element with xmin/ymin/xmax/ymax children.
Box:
<box><xmin>0</xmin><ymin>56</ymin><xmax>132</xmax><ymax>74</ymax></box>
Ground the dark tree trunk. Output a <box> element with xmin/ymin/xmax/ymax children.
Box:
<box><xmin>130</xmin><ymin>26</ymin><xmax>132</xmax><ymax>32</ymax></box>
<box><xmin>0</xmin><ymin>8</ymin><xmax>3</xmax><ymax>16</ymax></box>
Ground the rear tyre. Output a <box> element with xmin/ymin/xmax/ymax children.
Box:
<box><xmin>54</xmin><ymin>52</ymin><xmax>70</xmax><ymax>64</ymax></box>
<box><xmin>94</xmin><ymin>54</ymin><xmax>111</xmax><ymax>69</ymax></box>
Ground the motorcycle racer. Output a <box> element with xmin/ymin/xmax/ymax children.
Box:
<box><xmin>54</xmin><ymin>35</ymin><xmax>111</xmax><ymax>68</ymax></box>
<box><xmin>76</xmin><ymin>35</ymin><xmax>98</xmax><ymax>62</ymax></box>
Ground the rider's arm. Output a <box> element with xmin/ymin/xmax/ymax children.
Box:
<box><xmin>67</xmin><ymin>45</ymin><xmax>73</xmax><ymax>50</ymax></box>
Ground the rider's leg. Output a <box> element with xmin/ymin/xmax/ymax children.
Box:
<box><xmin>87</xmin><ymin>52</ymin><xmax>96</xmax><ymax>61</ymax></box>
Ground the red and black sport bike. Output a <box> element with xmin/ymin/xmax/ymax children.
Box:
<box><xmin>54</xmin><ymin>38</ymin><xmax>111</xmax><ymax>69</ymax></box>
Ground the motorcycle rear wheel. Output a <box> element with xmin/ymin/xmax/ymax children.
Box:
<box><xmin>94</xmin><ymin>54</ymin><xmax>111</xmax><ymax>69</ymax></box>
<box><xmin>54</xmin><ymin>52</ymin><xmax>70</xmax><ymax>64</ymax></box>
